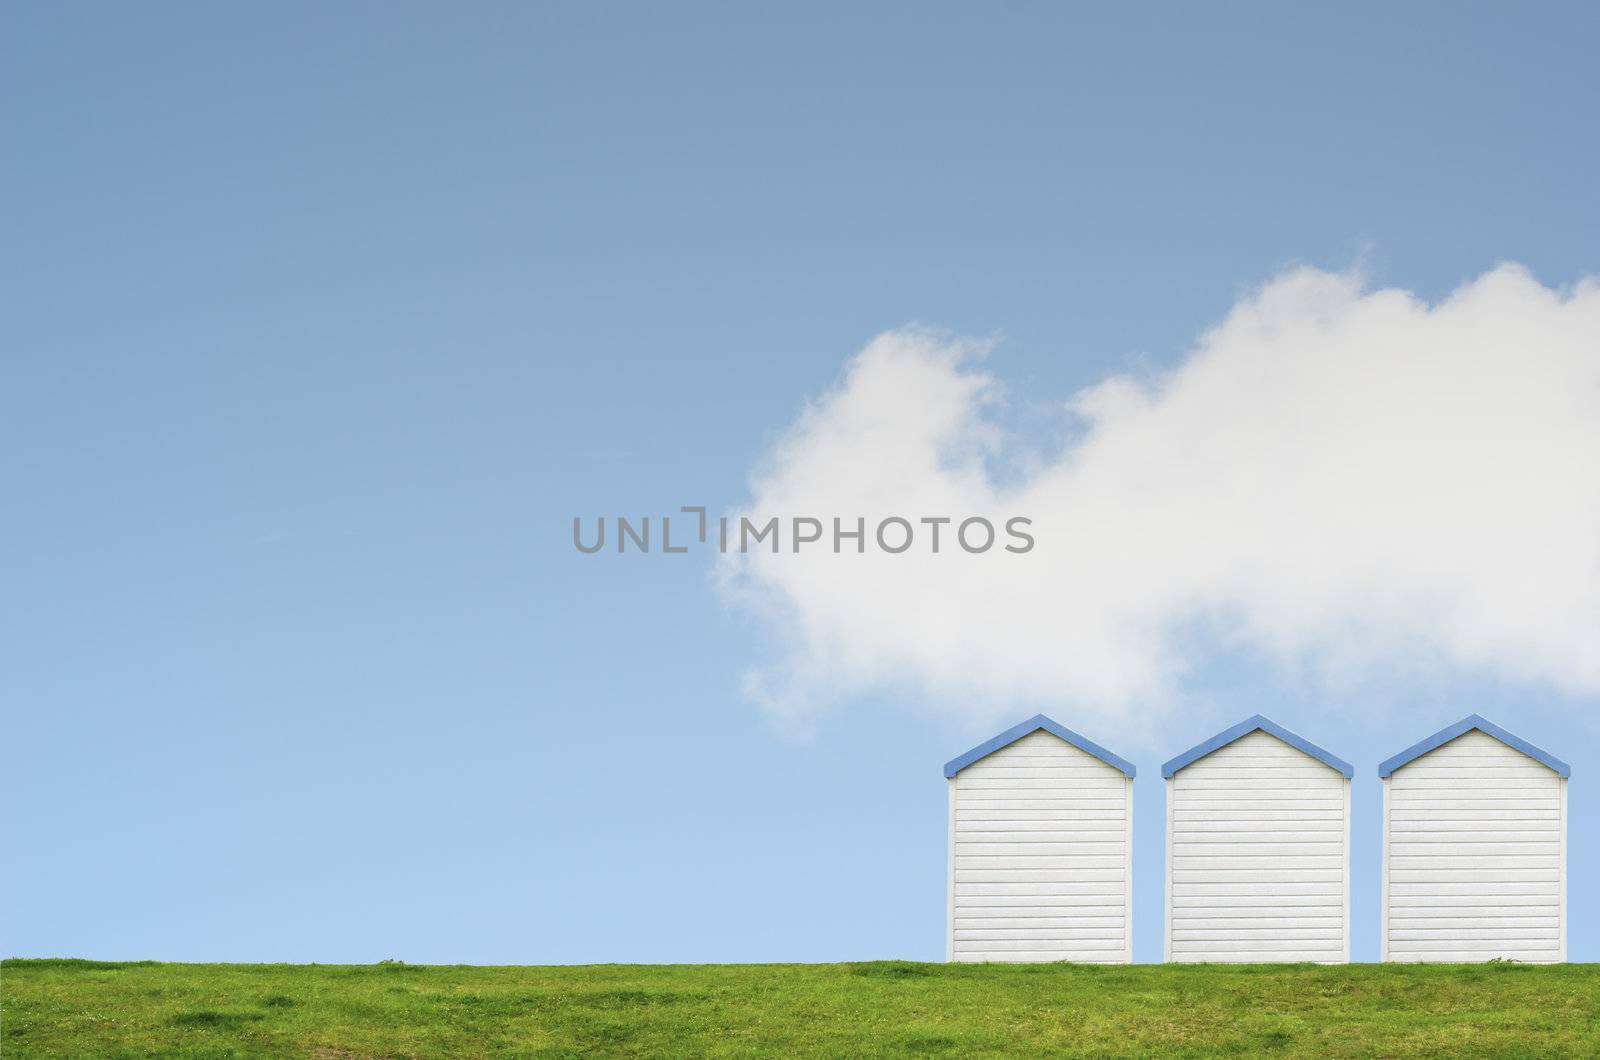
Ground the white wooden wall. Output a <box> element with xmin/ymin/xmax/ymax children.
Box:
<box><xmin>948</xmin><ymin>730</ymin><xmax>1132</xmax><ymax>962</ymax></box>
<box><xmin>1382</xmin><ymin>730</ymin><xmax>1567</xmax><ymax>962</ymax></box>
<box><xmin>1166</xmin><ymin>730</ymin><xmax>1350</xmax><ymax>963</ymax></box>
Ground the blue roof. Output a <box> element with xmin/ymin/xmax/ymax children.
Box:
<box><xmin>943</xmin><ymin>714</ymin><xmax>1136</xmax><ymax>779</ymax></box>
<box><xmin>1378</xmin><ymin>714</ymin><xmax>1570</xmax><ymax>778</ymax></box>
<box><xmin>1161</xmin><ymin>714</ymin><xmax>1353</xmax><ymax>778</ymax></box>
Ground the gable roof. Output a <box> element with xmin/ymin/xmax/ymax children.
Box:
<box><xmin>943</xmin><ymin>714</ymin><xmax>1136</xmax><ymax>779</ymax></box>
<box><xmin>1161</xmin><ymin>714</ymin><xmax>1353</xmax><ymax>779</ymax></box>
<box><xmin>1378</xmin><ymin>713</ymin><xmax>1570</xmax><ymax>778</ymax></box>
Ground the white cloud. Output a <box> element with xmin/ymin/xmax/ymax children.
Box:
<box><xmin>721</xmin><ymin>265</ymin><xmax>1600</xmax><ymax>736</ymax></box>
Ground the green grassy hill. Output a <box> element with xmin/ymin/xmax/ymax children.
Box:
<box><xmin>3</xmin><ymin>958</ymin><xmax>1596</xmax><ymax>1057</ymax></box>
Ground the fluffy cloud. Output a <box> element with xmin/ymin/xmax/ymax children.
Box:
<box><xmin>721</xmin><ymin>265</ymin><xmax>1600</xmax><ymax>734</ymax></box>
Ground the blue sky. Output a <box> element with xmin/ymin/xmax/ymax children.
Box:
<box><xmin>4</xmin><ymin>2</ymin><xmax>1598</xmax><ymax>964</ymax></box>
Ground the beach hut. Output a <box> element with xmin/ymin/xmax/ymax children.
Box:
<box><xmin>1162</xmin><ymin>715</ymin><xmax>1352</xmax><ymax>963</ymax></box>
<box><xmin>1379</xmin><ymin>715</ymin><xmax>1569</xmax><ymax>963</ymax></box>
<box><xmin>944</xmin><ymin>715</ymin><xmax>1136</xmax><ymax>962</ymax></box>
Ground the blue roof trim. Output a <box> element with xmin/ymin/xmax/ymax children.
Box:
<box><xmin>1378</xmin><ymin>714</ymin><xmax>1570</xmax><ymax>778</ymax></box>
<box><xmin>943</xmin><ymin>714</ymin><xmax>1136</xmax><ymax>779</ymax></box>
<box><xmin>1161</xmin><ymin>714</ymin><xmax>1353</xmax><ymax>779</ymax></box>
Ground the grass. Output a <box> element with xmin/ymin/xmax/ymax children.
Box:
<box><xmin>3</xmin><ymin>958</ymin><xmax>1598</xmax><ymax>1057</ymax></box>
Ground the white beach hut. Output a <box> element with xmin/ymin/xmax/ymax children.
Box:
<box><xmin>1379</xmin><ymin>714</ymin><xmax>1569</xmax><ymax>963</ymax></box>
<box><xmin>1162</xmin><ymin>715</ymin><xmax>1352</xmax><ymax>963</ymax></box>
<box><xmin>944</xmin><ymin>715</ymin><xmax>1136</xmax><ymax>963</ymax></box>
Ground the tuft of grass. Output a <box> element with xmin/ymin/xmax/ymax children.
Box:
<box><xmin>6</xmin><ymin>958</ymin><xmax>159</xmax><ymax>971</ymax></box>
<box><xmin>848</xmin><ymin>960</ymin><xmax>934</xmax><ymax>978</ymax></box>
<box><xmin>171</xmin><ymin>1009</ymin><xmax>265</xmax><ymax>1028</ymax></box>
<box><xmin>1</xmin><ymin>958</ymin><xmax>1597</xmax><ymax>1057</ymax></box>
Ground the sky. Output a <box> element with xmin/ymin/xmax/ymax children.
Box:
<box><xmin>4</xmin><ymin>2</ymin><xmax>1598</xmax><ymax>965</ymax></box>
